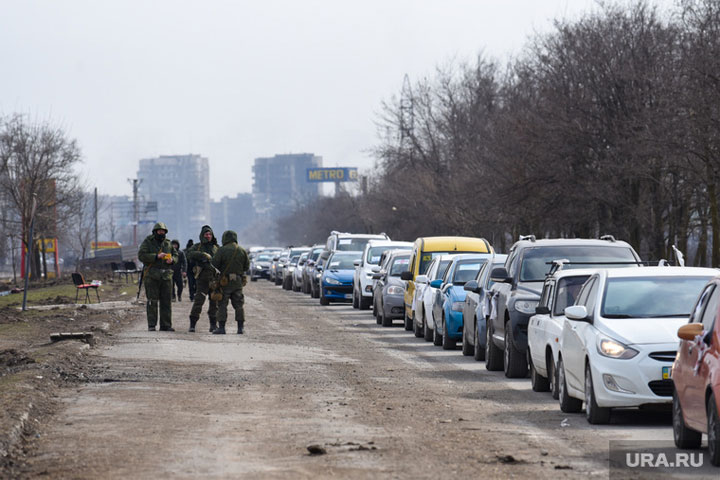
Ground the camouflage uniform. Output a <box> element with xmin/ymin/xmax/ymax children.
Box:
<box><xmin>187</xmin><ymin>225</ymin><xmax>219</xmax><ymax>332</ymax></box>
<box><xmin>137</xmin><ymin>222</ymin><xmax>178</xmax><ymax>331</ymax></box>
<box><xmin>211</xmin><ymin>230</ymin><xmax>250</xmax><ymax>334</ymax></box>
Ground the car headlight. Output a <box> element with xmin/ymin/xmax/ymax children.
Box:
<box><xmin>452</xmin><ymin>301</ymin><xmax>464</xmax><ymax>312</ymax></box>
<box><xmin>387</xmin><ymin>285</ymin><xmax>404</xmax><ymax>295</ymax></box>
<box><xmin>315</xmin><ymin>273</ymin><xmax>322</xmax><ymax>279</ymax></box>
<box><xmin>513</xmin><ymin>299</ymin><xmax>538</xmax><ymax>314</ymax></box>
<box><xmin>255</xmin><ymin>265</ymin><xmax>262</xmax><ymax>270</ymax></box>
<box><xmin>288</xmin><ymin>266</ymin><xmax>295</xmax><ymax>272</ymax></box>
<box><xmin>597</xmin><ymin>338</ymin><xmax>638</xmax><ymax>359</ymax></box>
<box><xmin>325</xmin><ymin>277</ymin><xmax>341</xmax><ymax>285</ymax></box>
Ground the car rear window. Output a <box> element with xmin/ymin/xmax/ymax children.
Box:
<box><xmin>520</xmin><ymin>246</ymin><xmax>638</xmax><ymax>282</ymax></box>
<box><xmin>419</xmin><ymin>251</ymin><xmax>480</xmax><ymax>275</ymax></box>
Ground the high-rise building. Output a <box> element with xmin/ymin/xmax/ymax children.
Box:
<box><xmin>252</xmin><ymin>153</ymin><xmax>322</xmax><ymax>216</ymax></box>
<box><xmin>137</xmin><ymin>154</ymin><xmax>210</xmax><ymax>243</ymax></box>
<box><xmin>210</xmin><ymin>193</ymin><xmax>255</xmax><ymax>236</ymax></box>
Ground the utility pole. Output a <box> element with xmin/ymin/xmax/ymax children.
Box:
<box><xmin>128</xmin><ymin>178</ymin><xmax>142</xmax><ymax>246</ymax></box>
<box><xmin>22</xmin><ymin>194</ymin><xmax>37</xmax><ymax>312</ymax></box>
<box><xmin>94</xmin><ymin>187</ymin><xmax>98</xmax><ymax>254</ymax></box>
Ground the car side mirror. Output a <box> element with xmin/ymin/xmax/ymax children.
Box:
<box><xmin>400</xmin><ymin>271</ymin><xmax>413</xmax><ymax>281</ymax></box>
<box><xmin>307</xmin><ymin>260</ymin><xmax>315</xmax><ymax>267</ymax></box>
<box><xmin>273</xmin><ymin>256</ymin><xmax>279</xmax><ymax>261</ymax></box>
<box><xmin>371</xmin><ymin>266</ymin><xmax>381</xmax><ymax>273</ymax></box>
<box><xmin>354</xmin><ymin>259</ymin><xmax>361</xmax><ymax>267</ymax></box>
<box><xmin>490</xmin><ymin>267</ymin><xmax>512</xmax><ymax>284</ymax></box>
<box><xmin>535</xmin><ymin>305</ymin><xmax>551</xmax><ymax>315</ymax></box>
<box><xmin>565</xmin><ymin>305</ymin><xmax>590</xmax><ymax>322</ymax></box>
<box><xmin>372</xmin><ymin>273</ymin><xmax>383</xmax><ymax>280</ymax></box>
<box><xmin>429</xmin><ymin>279</ymin><xmax>443</xmax><ymax>289</ymax></box>
<box><xmin>415</xmin><ymin>275</ymin><xmax>429</xmax><ymax>285</ymax></box>
<box><xmin>464</xmin><ymin>280</ymin><xmax>479</xmax><ymax>293</ymax></box>
<box><xmin>677</xmin><ymin>323</ymin><xmax>704</xmax><ymax>341</ymax></box>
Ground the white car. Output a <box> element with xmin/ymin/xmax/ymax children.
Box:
<box><xmin>527</xmin><ymin>267</ymin><xmax>595</xmax><ymax>398</ymax></box>
<box><xmin>353</xmin><ymin>240</ymin><xmax>412</xmax><ymax>310</ymax></box>
<box><xmin>413</xmin><ymin>254</ymin><xmax>456</xmax><ymax>342</ymax></box>
<box><xmin>556</xmin><ymin>266</ymin><xmax>717</xmax><ymax>424</ymax></box>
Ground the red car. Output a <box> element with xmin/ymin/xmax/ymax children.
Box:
<box><xmin>672</xmin><ymin>278</ymin><xmax>720</xmax><ymax>466</ymax></box>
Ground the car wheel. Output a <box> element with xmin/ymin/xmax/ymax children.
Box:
<box><xmin>311</xmin><ymin>284</ymin><xmax>319</xmax><ymax>299</ymax></box>
<box><xmin>708</xmin><ymin>393</ymin><xmax>720</xmax><ymax>466</ymax></box>
<box><xmin>558</xmin><ymin>357</ymin><xmax>582</xmax><ymax>413</ymax></box>
<box><xmin>251</xmin><ymin>276</ymin><xmax>257</xmax><ymax>282</ymax></box>
<box><xmin>584</xmin><ymin>363</ymin><xmax>610</xmax><ymax>424</ymax></box>
<box><xmin>485</xmin><ymin>321</ymin><xmax>503</xmax><ymax>371</ymax></box>
<box><xmin>503</xmin><ymin>323</ymin><xmax>528</xmax><ymax>378</ymax></box>
<box><xmin>413</xmin><ymin>313</ymin><xmax>423</xmax><ymax>338</ymax></box>
<box><xmin>404</xmin><ymin>311</ymin><xmax>413</xmax><ymax>331</ymax></box>
<box><xmin>461</xmin><ymin>319</ymin><xmax>473</xmax><ymax>356</ymax></box>
<box><xmin>673</xmin><ymin>388</ymin><xmax>701</xmax><ymax>449</ymax></box>
<box><xmin>319</xmin><ymin>289</ymin><xmax>330</xmax><ymax>306</ymax></box>
<box><xmin>442</xmin><ymin>313</ymin><xmax>455</xmax><ymax>350</ymax></box>
<box><xmin>432</xmin><ymin>315</ymin><xmax>443</xmax><ymax>346</ymax></box>
<box><xmin>381</xmin><ymin>304</ymin><xmax>392</xmax><ymax>327</ymax></box>
<box><xmin>473</xmin><ymin>317</ymin><xmax>485</xmax><ymax>361</ymax></box>
<box><xmin>372</xmin><ymin>298</ymin><xmax>378</xmax><ymax>318</ymax></box>
<box><xmin>530</xmin><ymin>352</ymin><xmax>550</xmax><ymax>392</ymax></box>
<box><xmin>360</xmin><ymin>295</ymin><xmax>372</xmax><ymax>310</ymax></box>
<box><xmin>423</xmin><ymin>308</ymin><xmax>433</xmax><ymax>342</ymax></box>
<box><xmin>548</xmin><ymin>357</ymin><xmax>559</xmax><ymax>400</ymax></box>
<box><xmin>275</xmin><ymin>275</ymin><xmax>282</xmax><ymax>286</ymax></box>
<box><xmin>352</xmin><ymin>289</ymin><xmax>359</xmax><ymax>309</ymax></box>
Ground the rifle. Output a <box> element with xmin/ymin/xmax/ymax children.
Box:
<box><xmin>136</xmin><ymin>267</ymin><xmax>147</xmax><ymax>302</ymax></box>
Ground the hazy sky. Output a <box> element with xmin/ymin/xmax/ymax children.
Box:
<box><xmin>1</xmin><ymin>0</ymin><xmax>623</xmax><ymax>200</ymax></box>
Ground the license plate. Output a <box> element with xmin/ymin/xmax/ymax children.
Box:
<box><xmin>344</xmin><ymin>294</ymin><xmax>352</xmax><ymax>299</ymax></box>
<box><xmin>662</xmin><ymin>366</ymin><xmax>671</xmax><ymax>380</ymax></box>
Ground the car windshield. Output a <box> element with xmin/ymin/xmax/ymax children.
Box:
<box><xmin>327</xmin><ymin>254</ymin><xmax>360</xmax><ymax>270</ymax></box>
<box><xmin>366</xmin><ymin>246</ymin><xmax>390</xmax><ymax>264</ymax></box>
<box><xmin>452</xmin><ymin>260</ymin><xmax>486</xmax><ymax>284</ymax></box>
<box><xmin>289</xmin><ymin>255</ymin><xmax>300</xmax><ymax>265</ymax></box>
<box><xmin>309</xmin><ymin>248</ymin><xmax>323</xmax><ymax>261</ymax></box>
<box><xmin>389</xmin><ymin>256</ymin><xmax>410</xmax><ymax>276</ymax></box>
<box><xmin>520</xmin><ymin>246</ymin><xmax>638</xmax><ymax>282</ymax></box>
<box><xmin>337</xmin><ymin>237</ymin><xmax>377</xmax><ymax>252</ymax></box>
<box><xmin>256</xmin><ymin>254</ymin><xmax>272</xmax><ymax>262</ymax></box>
<box><xmin>553</xmin><ymin>275</ymin><xmax>590</xmax><ymax>316</ymax></box>
<box><xmin>601</xmin><ymin>276</ymin><xmax>712</xmax><ymax>318</ymax></box>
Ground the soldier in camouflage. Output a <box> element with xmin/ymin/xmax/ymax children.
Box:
<box><xmin>137</xmin><ymin>222</ymin><xmax>178</xmax><ymax>331</ymax></box>
<box><xmin>211</xmin><ymin>230</ymin><xmax>250</xmax><ymax>334</ymax></box>
<box><xmin>187</xmin><ymin>225</ymin><xmax>220</xmax><ymax>332</ymax></box>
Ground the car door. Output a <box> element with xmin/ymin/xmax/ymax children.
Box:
<box><xmin>490</xmin><ymin>250</ymin><xmax>518</xmax><ymax>346</ymax></box>
<box><xmin>464</xmin><ymin>265</ymin><xmax>484</xmax><ymax>342</ymax></box>
<box><xmin>562</xmin><ymin>276</ymin><xmax>598</xmax><ymax>393</ymax></box>
<box><xmin>529</xmin><ymin>279</ymin><xmax>554</xmax><ymax>372</ymax></box>
<box><xmin>680</xmin><ymin>283</ymin><xmax>719</xmax><ymax>427</ymax></box>
<box><xmin>433</xmin><ymin>261</ymin><xmax>454</xmax><ymax>331</ymax></box>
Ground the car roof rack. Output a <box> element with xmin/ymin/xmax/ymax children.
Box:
<box><xmin>600</xmin><ymin>235</ymin><xmax>616</xmax><ymax>242</ymax></box>
<box><xmin>519</xmin><ymin>234</ymin><xmax>536</xmax><ymax>242</ymax></box>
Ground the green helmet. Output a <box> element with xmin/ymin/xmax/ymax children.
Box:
<box><xmin>153</xmin><ymin>222</ymin><xmax>169</xmax><ymax>234</ymax></box>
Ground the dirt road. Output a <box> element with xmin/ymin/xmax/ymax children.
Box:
<box><xmin>17</xmin><ymin>282</ymin><xmax>685</xmax><ymax>478</ymax></box>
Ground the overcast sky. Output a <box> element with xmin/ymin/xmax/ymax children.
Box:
<box><xmin>1</xmin><ymin>0</ymin><xmax>640</xmax><ymax>200</ymax></box>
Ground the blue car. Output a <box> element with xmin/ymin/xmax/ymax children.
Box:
<box><xmin>320</xmin><ymin>251</ymin><xmax>362</xmax><ymax>305</ymax></box>
<box><xmin>431</xmin><ymin>254</ymin><xmax>493</xmax><ymax>350</ymax></box>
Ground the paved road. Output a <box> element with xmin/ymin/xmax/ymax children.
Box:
<box><xmin>22</xmin><ymin>281</ymin><xmax>706</xmax><ymax>479</ymax></box>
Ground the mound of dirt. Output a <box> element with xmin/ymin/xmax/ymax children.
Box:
<box><xmin>0</xmin><ymin>349</ymin><xmax>35</xmax><ymax>368</ymax></box>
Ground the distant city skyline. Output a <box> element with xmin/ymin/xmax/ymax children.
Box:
<box><xmin>0</xmin><ymin>0</ymin><xmax>619</xmax><ymax>200</ymax></box>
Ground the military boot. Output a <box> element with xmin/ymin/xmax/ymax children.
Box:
<box><xmin>212</xmin><ymin>322</ymin><xmax>226</xmax><ymax>335</ymax></box>
<box><xmin>209</xmin><ymin>320</ymin><xmax>217</xmax><ymax>332</ymax></box>
<box><xmin>188</xmin><ymin>318</ymin><xmax>197</xmax><ymax>333</ymax></box>
<box><xmin>237</xmin><ymin>322</ymin><xmax>244</xmax><ymax>334</ymax></box>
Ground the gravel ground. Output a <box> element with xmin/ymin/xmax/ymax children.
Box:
<box><xmin>8</xmin><ymin>281</ymin><xmax>710</xmax><ymax>479</ymax></box>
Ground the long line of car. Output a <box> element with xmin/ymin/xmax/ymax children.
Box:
<box><xmin>248</xmin><ymin>232</ymin><xmax>720</xmax><ymax>467</ymax></box>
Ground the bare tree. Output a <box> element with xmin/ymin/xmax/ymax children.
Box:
<box><xmin>0</xmin><ymin>114</ymin><xmax>82</xmax><ymax>277</ymax></box>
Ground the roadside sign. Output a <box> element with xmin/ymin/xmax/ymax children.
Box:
<box><xmin>306</xmin><ymin>167</ymin><xmax>358</xmax><ymax>182</ymax></box>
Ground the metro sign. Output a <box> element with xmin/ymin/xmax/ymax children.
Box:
<box><xmin>306</xmin><ymin>167</ymin><xmax>358</xmax><ymax>182</ymax></box>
